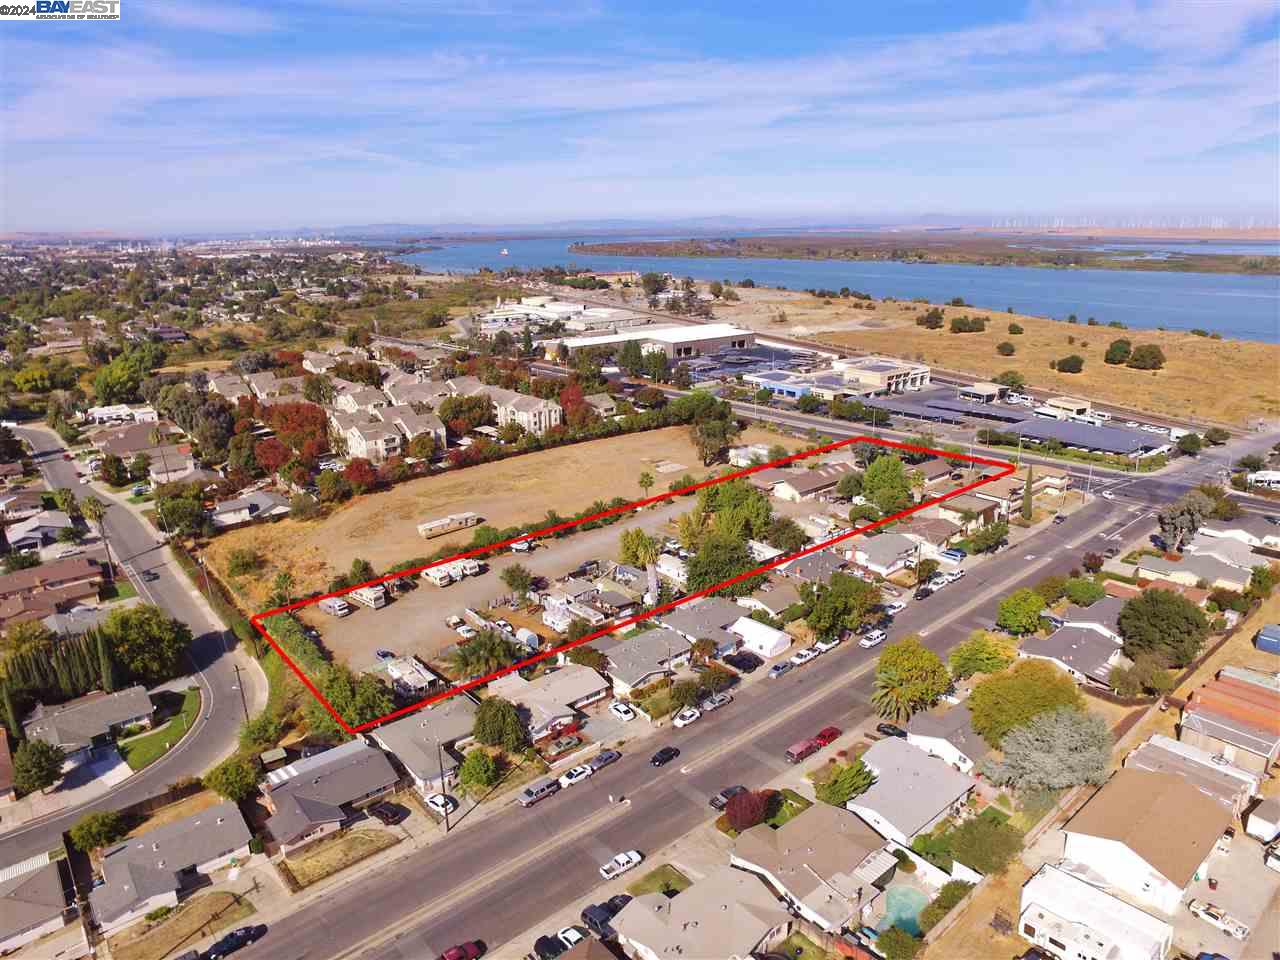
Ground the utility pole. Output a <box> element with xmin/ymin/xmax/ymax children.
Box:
<box><xmin>232</xmin><ymin>662</ymin><xmax>249</xmax><ymax>722</ymax></box>
<box><xmin>436</xmin><ymin>741</ymin><xmax>451</xmax><ymax>833</ymax></box>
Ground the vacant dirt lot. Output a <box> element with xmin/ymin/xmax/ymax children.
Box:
<box><xmin>207</xmin><ymin>425</ymin><xmax>780</xmax><ymax>610</ymax></box>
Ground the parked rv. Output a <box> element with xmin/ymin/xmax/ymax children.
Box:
<box><xmin>319</xmin><ymin>597</ymin><xmax>352</xmax><ymax>617</ymax></box>
<box><xmin>350</xmin><ymin>585</ymin><xmax>389</xmax><ymax>609</ymax></box>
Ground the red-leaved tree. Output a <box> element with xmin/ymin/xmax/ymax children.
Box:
<box><xmin>725</xmin><ymin>790</ymin><xmax>771</xmax><ymax>833</ymax></box>
<box><xmin>343</xmin><ymin>458</ymin><xmax>377</xmax><ymax>494</ymax></box>
<box><xmin>253</xmin><ymin>438</ymin><xmax>290</xmax><ymax>474</ymax></box>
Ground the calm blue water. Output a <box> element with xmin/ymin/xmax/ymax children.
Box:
<box><xmin>877</xmin><ymin>885</ymin><xmax>930</xmax><ymax>936</ymax></box>
<box><xmin>400</xmin><ymin>237</ymin><xmax>1280</xmax><ymax>343</ymax></box>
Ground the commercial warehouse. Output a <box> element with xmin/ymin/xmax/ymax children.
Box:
<box><xmin>1012</xmin><ymin>418</ymin><xmax>1170</xmax><ymax>457</ymax></box>
<box><xmin>550</xmin><ymin>323</ymin><xmax>755</xmax><ymax>360</ymax></box>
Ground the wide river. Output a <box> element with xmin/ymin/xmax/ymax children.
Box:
<box><xmin>400</xmin><ymin>236</ymin><xmax>1280</xmax><ymax>343</ymax></box>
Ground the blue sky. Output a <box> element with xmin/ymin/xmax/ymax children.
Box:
<box><xmin>2</xmin><ymin>0</ymin><xmax>1278</xmax><ymax>233</ymax></box>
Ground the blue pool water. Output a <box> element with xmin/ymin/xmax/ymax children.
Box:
<box><xmin>878</xmin><ymin>885</ymin><xmax>931</xmax><ymax>936</ymax></box>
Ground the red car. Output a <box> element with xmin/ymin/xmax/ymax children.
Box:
<box><xmin>814</xmin><ymin>726</ymin><xmax>842</xmax><ymax>746</ymax></box>
<box><xmin>438</xmin><ymin>944</ymin><xmax>483</xmax><ymax>960</ymax></box>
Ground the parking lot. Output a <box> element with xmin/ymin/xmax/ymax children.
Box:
<box><xmin>1174</xmin><ymin>835</ymin><xmax>1280</xmax><ymax>959</ymax></box>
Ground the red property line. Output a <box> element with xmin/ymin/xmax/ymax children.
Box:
<box><xmin>250</xmin><ymin>436</ymin><xmax>1015</xmax><ymax>734</ymax></box>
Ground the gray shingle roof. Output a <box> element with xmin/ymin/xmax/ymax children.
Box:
<box><xmin>1021</xmin><ymin>626</ymin><xmax>1125</xmax><ymax>684</ymax></box>
<box><xmin>371</xmin><ymin>697</ymin><xmax>477</xmax><ymax>782</ymax></box>
<box><xmin>905</xmin><ymin>704</ymin><xmax>989</xmax><ymax>764</ymax></box>
<box><xmin>0</xmin><ymin>856</ymin><xmax>69</xmax><ymax>942</ymax></box>
<box><xmin>595</xmin><ymin>628</ymin><xmax>689</xmax><ymax>687</ymax></box>
<box><xmin>23</xmin><ymin>686</ymin><xmax>154</xmax><ymax>754</ymax></box>
<box><xmin>264</xmin><ymin>740</ymin><xmax>398</xmax><ymax>844</ymax></box>
<box><xmin>850</xmin><ymin>738</ymin><xmax>975</xmax><ymax>839</ymax></box>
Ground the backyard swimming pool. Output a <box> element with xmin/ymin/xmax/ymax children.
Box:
<box><xmin>877</xmin><ymin>884</ymin><xmax>930</xmax><ymax>936</ymax></box>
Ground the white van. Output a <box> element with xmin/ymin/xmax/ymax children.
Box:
<box><xmin>425</xmin><ymin>567</ymin><xmax>452</xmax><ymax>587</ymax></box>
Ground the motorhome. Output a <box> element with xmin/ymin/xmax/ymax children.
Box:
<box><xmin>319</xmin><ymin>597</ymin><xmax>352</xmax><ymax>617</ymax></box>
<box><xmin>417</xmin><ymin>512</ymin><xmax>482</xmax><ymax>540</ymax></box>
<box><xmin>350</xmin><ymin>585</ymin><xmax>389</xmax><ymax>609</ymax></box>
<box><xmin>425</xmin><ymin>567</ymin><xmax>453</xmax><ymax>587</ymax></box>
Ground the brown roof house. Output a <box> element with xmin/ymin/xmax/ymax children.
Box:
<box><xmin>731</xmin><ymin>802</ymin><xmax>898</xmax><ymax>934</ymax></box>
<box><xmin>1061</xmin><ymin>768</ymin><xmax>1231</xmax><ymax>915</ymax></box>
<box><xmin>612</xmin><ymin>864</ymin><xmax>791</xmax><ymax>960</ymax></box>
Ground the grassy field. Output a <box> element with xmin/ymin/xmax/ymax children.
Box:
<box><xmin>120</xmin><ymin>688</ymin><xmax>201</xmax><ymax>771</ymax></box>
<box><xmin>281</xmin><ymin>828</ymin><xmax>399</xmax><ymax>888</ymax></box>
<box><xmin>626</xmin><ymin>863</ymin><xmax>692</xmax><ymax>897</ymax></box>
<box><xmin>107</xmin><ymin>892</ymin><xmax>255</xmax><ymax>960</ymax></box>
<box><xmin>205</xmin><ymin>424</ymin><xmax>778</xmax><ymax>609</ymax></box>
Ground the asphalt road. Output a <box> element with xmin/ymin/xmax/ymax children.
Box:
<box><xmin>0</xmin><ymin>427</ymin><xmax>250</xmax><ymax>861</ymax></box>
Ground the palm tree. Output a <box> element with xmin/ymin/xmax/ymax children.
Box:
<box><xmin>637</xmin><ymin>471</ymin><xmax>654</xmax><ymax>500</ymax></box>
<box><xmin>80</xmin><ymin>496</ymin><xmax>113</xmax><ymax>580</ymax></box>
<box><xmin>633</xmin><ymin>533</ymin><xmax>661</xmax><ymax>607</ymax></box>
<box><xmin>870</xmin><ymin>667</ymin><xmax>914</xmax><ymax>723</ymax></box>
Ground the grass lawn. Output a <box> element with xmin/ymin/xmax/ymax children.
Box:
<box><xmin>128</xmin><ymin>492</ymin><xmax>154</xmax><ymax>504</ymax></box>
<box><xmin>626</xmin><ymin>863</ymin><xmax>692</xmax><ymax>898</ymax></box>
<box><xmin>100</xmin><ymin>579</ymin><xmax>138</xmax><ymax>603</ymax></box>
<box><xmin>1007</xmin><ymin>788</ymin><xmax>1064</xmax><ymax>834</ymax></box>
<box><xmin>120</xmin><ymin>688</ymin><xmax>201</xmax><ymax>771</ymax></box>
<box><xmin>767</xmin><ymin>788</ymin><xmax>813</xmax><ymax>828</ymax></box>
<box><xmin>108</xmin><ymin>892</ymin><xmax>255</xmax><ymax>960</ymax></box>
<box><xmin>282</xmin><ymin>828</ymin><xmax>399</xmax><ymax>888</ymax></box>
<box><xmin>776</xmin><ymin>933</ymin><xmax>836</xmax><ymax>960</ymax></box>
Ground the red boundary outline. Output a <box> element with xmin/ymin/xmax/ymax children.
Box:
<box><xmin>251</xmin><ymin>436</ymin><xmax>1014</xmax><ymax>734</ymax></box>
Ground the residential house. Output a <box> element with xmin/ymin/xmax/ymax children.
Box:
<box><xmin>747</xmin><ymin>466</ymin><xmax>793</xmax><ymax>492</ymax></box>
<box><xmin>934</xmin><ymin>493</ymin><xmax>1000</xmax><ymax>532</ymax></box>
<box><xmin>732</xmin><ymin>803</ymin><xmax>897</xmax><ymax>934</ymax></box>
<box><xmin>1197</xmin><ymin>514</ymin><xmax>1280</xmax><ymax>550</ymax></box>
<box><xmin>263</xmin><ymin>740</ymin><xmax>399</xmax><ymax>855</ymax></box>
<box><xmin>905</xmin><ymin>704</ymin><xmax>989</xmax><ymax>775</ymax></box>
<box><xmin>912</xmin><ymin>458</ymin><xmax>954</xmax><ymax>488</ymax></box>
<box><xmin>244</xmin><ymin>372</ymin><xmax>304</xmax><ymax>401</ymax></box>
<box><xmin>1018</xmin><ymin>863</ymin><xmax>1173</xmax><ymax>960</ymax></box>
<box><xmin>301</xmin><ymin>350</ymin><xmax>341</xmax><ymax>374</ymax></box>
<box><xmin>583</xmin><ymin>394</ymin><xmax>617</xmax><ymax>417</ymax></box>
<box><xmin>779</xmin><ymin>550</ymin><xmax>845</xmax><ymax>585</ymax></box>
<box><xmin>1134</xmin><ymin>555</ymin><xmax>1250</xmax><ymax>592</ymax></box>
<box><xmin>486</xmin><ymin>664</ymin><xmax>609</xmax><ymax>741</ymax></box>
<box><xmin>90</xmin><ymin>802</ymin><xmax>252</xmax><ymax>935</ymax></box>
<box><xmin>612</xmin><ymin>864</ymin><xmax>791</xmax><ymax>960</ymax></box>
<box><xmin>849</xmin><ymin>532</ymin><xmax>919</xmax><ymax>578</ymax></box>
<box><xmin>1060</xmin><ymin>768</ymin><xmax>1231</xmax><ymax>914</ymax></box>
<box><xmin>593</xmin><ymin>628</ymin><xmax>689</xmax><ymax>696</ymax></box>
<box><xmin>0</xmin><ymin>854</ymin><xmax>74</xmax><ymax>953</ymax></box>
<box><xmin>657</xmin><ymin>597</ymin><xmax>747</xmax><ymax>657</ymax></box>
<box><xmin>971</xmin><ymin>475</ymin><xmax>1025</xmax><ymax>516</ymax></box>
<box><xmin>655</xmin><ymin>554</ymin><xmax>687</xmax><ymax>588</ymax></box>
<box><xmin>5</xmin><ymin>509</ymin><xmax>73</xmax><ymax>551</ymax></box>
<box><xmin>335</xmin><ymin>386</ymin><xmax>390</xmax><ymax>415</ymax></box>
<box><xmin>899</xmin><ymin>517</ymin><xmax>962</xmax><ymax>557</ymax></box>
<box><xmin>208</xmin><ymin>374</ymin><xmax>252</xmax><ymax>404</ymax></box>
<box><xmin>773</xmin><ymin>462</ymin><xmax>859</xmax><ymax>502</ymax></box>
<box><xmin>497</xmin><ymin>392</ymin><xmax>562</xmax><ymax>436</ymax></box>
<box><xmin>90</xmin><ymin>420</ymin><xmax>183</xmax><ymax>459</ymax></box>
<box><xmin>1050</xmin><ymin>595</ymin><xmax>1126</xmax><ymax>641</ymax></box>
<box><xmin>210</xmin><ymin>491</ymin><xmax>291</xmax><ymax>530</ymax></box>
<box><xmin>382</xmin><ymin>379</ymin><xmax>450</xmax><ymax>409</ymax></box>
<box><xmin>1124</xmin><ymin>734</ymin><xmax>1259</xmax><ymax>816</ymax></box>
<box><xmin>847</xmin><ymin>737</ymin><xmax>976</xmax><ymax>845</ymax></box>
<box><xmin>344</xmin><ymin>421</ymin><xmax>402</xmax><ymax>464</ymax></box>
<box><xmin>370</xmin><ymin>696</ymin><xmax>477</xmax><ymax>795</ymax></box>
<box><xmin>1019</xmin><ymin>627</ymin><xmax>1131</xmax><ymax>690</ymax></box>
<box><xmin>1179</xmin><ymin>673</ymin><xmax>1280</xmax><ymax>774</ymax></box>
<box><xmin>41</xmin><ymin>606</ymin><xmax>112</xmax><ymax>639</ymax></box>
<box><xmin>0</xmin><ymin>556</ymin><xmax>104</xmax><ymax>631</ymax></box>
<box><xmin>375</xmin><ymin>405</ymin><xmax>446</xmax><ymax>451</ymax></box>
<box><xmin>0</xmin><ymin>490</ymin><xmax>46</xmax><ymax>521</ymax></box>
<box><xmin>23</xmin><ymin>686</ymin><xmax>154</xmax><ymax>767</ymax></box>
<box><xmin>737</xmin><ymin>581</ymin><xmax>803</xmax><ymax>620</ymax></box>
<box><xmin>0</xmin><ymin>461</ymin><xmax>25</xmax><ymax>488</ymax></box>
<box><xmin>541</xmin><ymin>578</ymin><xmax>602</xmax><ymax>632</ymax></box>
<box><xmin>1184</xmin><ymin>532</ymin><xmax>1264</xmax><ymax>571</ymax></box>
<box><xmin>731</xmin><ymin>616</ymin><xmax>791</xmax><ymax>658</ymax></box>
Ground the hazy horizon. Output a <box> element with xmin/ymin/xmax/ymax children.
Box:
<box><xmin>3</xmin><ymin>0</ymin><xmax>1278</xmax><ymax>234</ymax></box>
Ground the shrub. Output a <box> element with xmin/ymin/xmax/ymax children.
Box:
<box><xmin>949</xmin><ymin>316</ymin><xmax>985</xmax><ymax>333</ymax></box>
<box><xmin>918</xmin><ymin>880</ymin><xmax>973</xmax><ymax>934</ymax></box>
<box><xmin>70</xmin><ymin>810</ymin><xmax>129</xmax><ymax>851</ymax></box>
<box><xmin>725</xmin><ymin>789</ymin><xmax>770</xmax><ymax>832</ymax></box>
<box><xmin>877</xmin><ymin>926</ymin><xmax>922</xmax><ymax>960</ymax></box>
<box><xmin>948</xmin><ymin>816</ymin><xmax>1023</xmax><ymax>874</ymax></box>
<box><xmin>1126</xmin><ymin>344</ymin><xmax>1166</xmax><ymax>370</ymax></box>
<box><xmin>996</xmin><ymin>341</ymin><xmax>1015</xmax><ymax>356</ymax></box>
<box><xmin>1007</xmin><ymin>323</ymin><xmax>1023</xmax><ymax>335</ymax></box>
<box><xmin>1056</xmin><ymin>354</ymin><xmax>1085</xmax><ymax>373</ymax></box>
<box><xmin>227</xmin><ymin>549</ymin><xmax>262</xmax><ymax>577</ymax></box>
<box><xmin>204</xmin><ymin>756</ymin><xmax>258</xmax><ymax>802</ymax></box>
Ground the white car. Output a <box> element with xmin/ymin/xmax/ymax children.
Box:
<box><xmin>700</xmin><ymin>692</ymin><xmax>733</xmax><ymax>712</ymax></box>
<box><xmin>609</xmin><ymin>701</ymin><xmax>636</xmax><ymax>722</ymax></box>
<box><xmin>884</xmin><ymin>601</ymin><xmax>907</xmax><ymax>616</ymax></box>
<box><xmin>789</xmin><ymin>648</ymin><xmax>819</xmax><ymax>666</ymax></box>
<box><xmin>672</xmin><ymin>707</ymin><xmax>701</xmax><ymax>728</ymax></box>
<box><xmin>558</xmin><ymin>927</ymin><xmax>588</xmax><ymax>950</ymax></box>
<box><xmin>859</xmin><ymin>629</ymin><xmax>887</xmax><ymax>649</ymax></box>
<box><xmin>943</xmin><ymin>569</ymin><xmax>965</xmax><ymax>583</ymax></box>
<box><xmin>1125</xmin><ymin>420</ymin><xmax>1140</xmax><ymax>428</ymax></box>
<box><xmin>425</xmin><ymin>794</ymin><xmax>458</xmax><ymax>817</ymax></box>
<box><xmin>455</xmin><ymin>625</ymin><xmax>477</xmax><ymax>640</ymax></box>
<box><xmin>599</xmin><ymin>850</ymin><xmax>643</xmax><ymax>880</ymax></box>
<box><xmin>1186</xmin><ymin>899</ymin><xmax>1249</xmax><ymax>941</ymax></box>
<box><xmin>558</xmin><ymin>764</ymin><xmax>594</xmax><ymax>788</ymax></box>
<box><xmin>1101</xmin><ymin>490</ymin><xmax>1115</xmax><ymax>501</ymax></box>
<box><xmin>445</xmin><ymin>615</ymin><xmax>464</xmax><ymax>629</ymax></box>
<box><xmin>814</xmin><ymin>635</ymin><xmax>841</xmax><ymax>654</ymax></box>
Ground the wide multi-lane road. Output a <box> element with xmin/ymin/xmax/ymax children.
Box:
<box><xmin>0</xmin><ymin>427</ymin><xmax>253</xmax><ymax>861</ymax></box>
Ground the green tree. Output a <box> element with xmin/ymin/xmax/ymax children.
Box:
<box><xmin>1157</xmin><ymin>490</ymin><xmax>1214</xmax><ymax>550</ymax></box>
<box><xmin>969</xmin><ymin>659</ymin><xmax>1082</xmax><ymax>748</ymax></box>
<box><xmin>1063</xmin><ymin>577</ymin><xmax>1106</xmax><ymax>607</ymax></box>
<box><xmin>871</xmin><ymin>636</ymin><xmax>949</xmax><ymax>722</ymax></box>
<box><xmin>459</xmin><ymin>750</ymin><xmax>499</xmax><ymax>793</ymax></box>
<box><xmin>500</xmin><ymin>564</ymin><xmax>534</xmax><ymax>595</ymax></box>
<box><xmin>994</xmin><ymin>370</ymin><xmax>1025</xmax><ymax>389</ymax></box>
<box><xmin>996</xmin><ymin>588</ymin><xmax>1046</xmax><ymax>635</ymax></box>
<box><xmin>1056</xmin><ymin>354</ymin><xmax>1085</xmax><ymax>373</ymax></box>
<box><xmin>876</xmin><ymin>927</ymin><xmax>922</xmax><ymax>960</ymax></box>
<box><xmin>12</xmin><ymin>740</ymin><xmax>66</xmax><ymax>795</ymax></box>
<box><xmin>1126</xmin><ymin>344</ymin><xmax>1166</xmax><ymax>370</ymax></box>
<box><xmin>864</xmin><ymin>455</ymin><xmax>912</xmax><ymax>515</ymax></box>
<box><xmin>618</xmin><ymin>527</ymin><xmax>658</xmax><ymax>567</ymax></box>
<box><xmin>204</xmin><ymin>755</ymin><xmax>260</xmax><ymax>802</ymax></box>
<box><xmin>980</xmin><ymin>706</ymin><xmax>1111</xmax><ymax>791</ymax></box>
<box><xmin>101</xmin><ymin>605</ymin><xmax>192</xmax><ymax>684</ymax></box>
<box><xmin>1117</xmin><ymin>589</ymin><xmax>1209</xmax><ymax>667</ymax></box>
<box><xmin>69</xmin><ymin>811</ymin><xmax>129</xmax><ymax>852</ymax></box>
<box><xmin>1020</xmin><ymin>467</ymin><xmax>1034</xmax><ymax>521</ymax></box>
<box><xmin>948</xmin><ymin>631</ymin><xmax>1014</xmax><ymax>679</ymax></box>
<box><xmin>447</xmin><ymin>630</ymin><xmax>519</xmax><ymax>680</ymax></box>
<box><xmin>691</xmin><ymin>418</ymin><xmax>739</xmax><ymax>466</ymax></box>
<box><xmin>1176</xmin><ymin>433</ymin><xmax>1203</xmax><ymax>456</ymax></box>
<box><xmin>1104</xmin><ymin>338</ymin><xmax>1132</xmax><ymax>364</ymax></box>
<box><xmin>472</xmin><ymin>697</ymin><xmax>528</xmax><ymax>752</ymax></box>
<box><xmin>304</xmin><ymin>667</ymin><xmax>393</xmax><ymax>743</ymax></box>
<box><xmin>637</xmin><ymin>471</ymin><xmax>654</xmax><ymax>498</ymax></box>
<box><xmin>969</xmin><ymin>520</ymin><xmax>1008</xmax><ymax>553</ymax></box>
<box><xmin>764</xmin><ymin>516</ymin><xmax>806</xmax><ymax>553</ymax></box>
<box><xmin>566</xmin><ymin>645</ymin><xmax>606</xmax><ymax>671</ymax></box>
<box><xmin>947</xmin><ymin>816</ymin><xmax>1023</xmax><ymax>874</ymax></box>
<box><xmin>807</xmin><ymin>573</ymin><xmax>882</xmax><ymax>640</ymax></box>
<box><xmin>687</xmin><ymin>531</ymin><xmax>764</xmax><ymax>597</ymax></box>
<box><xmin>1204</xmin><ymin>427</ymin><xmax>1230</xmax><ymax>445</ymax></box>
<box><xmin>815</xmin><ymin>760</ymin><xmax>875</xmax><ymax>806</ymax></box>
<box><xmin>671</xmin><ymin>679</ymin><xmax>702</xmax><ymax>709</ymax></box>
<box><xmin>914</xmin><ymin>558</ymin><xmax>940</xmax><ymax>584</ymax></box>
<box><xmin>835</xmin><ymin>472</ymin><xmax>863</xmax><ymax>500</ymax></box>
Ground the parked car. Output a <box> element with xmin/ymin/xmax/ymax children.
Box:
<box><xmin>580</xmin><ymin>903</ymin><xmax>616</xmax><ymax>939</ymax></box>
<box><xmin>876</xmin><ymin>723</ymin><xmax>907</xmax><ymax>738</ymax></box>
<box><xmin>374</xmin><ymin>648</ymin><xmax>396</xmax><ymax>662</ymax></box>
<box><xmin>724</xmin><ymin>651</ymin><xmax>762</xmax><ymax>673</ymax></box>
<box><xmin>609</xmin><ymin>700</ymin><xmax>636</xmax><ymax>722</ymax></box>
<box><xmin>494</xmin><ymin>618</ymin><xmax>514</xmax><ymax>635</ymax></box>
<box><xmin>204</xmin><ymin>926</ymin><xmax>267</xmax><ymax>959</ymax></box>
<box><xmin>557</xmin><ymin>927</ymin><xmax>588</xmax><ymax>950</ymax></box>
<box><xmin>599</xmin><ymin>850</ymin><xmax>643</xmax><ymax>880</ymax></box>
<box><xmin>445</xmin><ymin>615</ymin><xmax>464</xmax><ymax>629</ymax></box>
<box><xmin>709</xmin><ymin>785</ymin><xmax>747</xmax><ymax>810</ymax></box>
<box><xmin>367</xmin><ymin>801</ymin><xmax>405</xmax><ymax>825</ymax></box>
<box><xmin>943</xmin><ymin>569</ymin><xmax>965</xmax><ymax>583</ymax></box>
<box><xmin>700</xmin><ymin>692</ymin><xmax>732</xmax><ymax>712</ymax></box>
<box><xmin>532</xmin><ymin>934</ymin><xmax>568</xmax><ymax>959</ymax></box>
<box><xmin>1052</xmin><ymin>514</ymin><xmax>1067</xmax><ymax>525</ymax></box>
<box><xmin>789</xmin><ymin>648</ymin><xmax>819</xmax><ymax>666</ymax></box>
<box><xmin>913</xmin><ymin>586</ymin><xmax>934</xmax><ymax>600</ymax></box>
<box><xmin>438</xmin><ymin>943</ymin><xmax>483</xmax><ymax>960</ymax></box>
<box><xmin>941</xmin><ymin>547</ymin><xmax>967</xmax><ymax>562</ymax></box>
<box><xmin>588</xmin><ymin>749</ymin><xmax>621</xmax><ymax>772</ymax></box>
<box><xmin>1103</xmin><ymin>546</ymin><xmax>1120</xmax><ymax>558</ymax></box>
<box><xmin>814</xmin><ymin>725</ymin><xmax>842</xmax><ymax>746</ymax></box>
<box><xmin>884</xmin><ymin>600</ymin><xmax>907</xmax><ymax>616</ymax></box>
<box><xmin>651</xmin><ymin>746</ymin><xmax>680</xmax><ymax>767</ymax></box>
<box><xmin>425</xmin><ymin>794</ymin><xmax>458</xmax><ymax>817</ymax></box>
<box><xmin>547</xmin><ymin>735</ymin><xmax>582</xmax><ymax>755</ymax></box>
<box><xmin>455</xmin><ymin>625</ymin><xmax>477</xmax><ymax>641</ymax></box>
<box><xmin>558</xmin><ymin>765</ymin><xmax>594</xmax><ymax>788</ymax></box>
<box><xmin>859</xmin><ymin>629</ymin><xmax>887</xmax><ymax>649</ymax></box>
<box><xmin>672</xmin><ymin>707</ymin><xmax>701</xmax><ymax>728</ymax></box>
<box><xmin>814</xmin><ymin>635</ymin><xmax>841</xmax><ymax>653</ymax></box>
<box><xmin>767</xmin><ymin>662</ymin><xmax>793</xmax><ymax>679</ymax></box>
<box><xmin>1186</xmin><ymin>899</ymin><xmax>1250</xmax><ymax>940</ymax></box>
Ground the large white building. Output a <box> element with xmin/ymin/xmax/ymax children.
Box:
<box><xmin>1019</xmin><ymin>864</ymin><xmax>1173</xmax><ymax>960</ymax></box>
<box><xmin>550</xmin><ymin>323</ymin><xmax>754</xmax><ymax>360</ymax></box>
